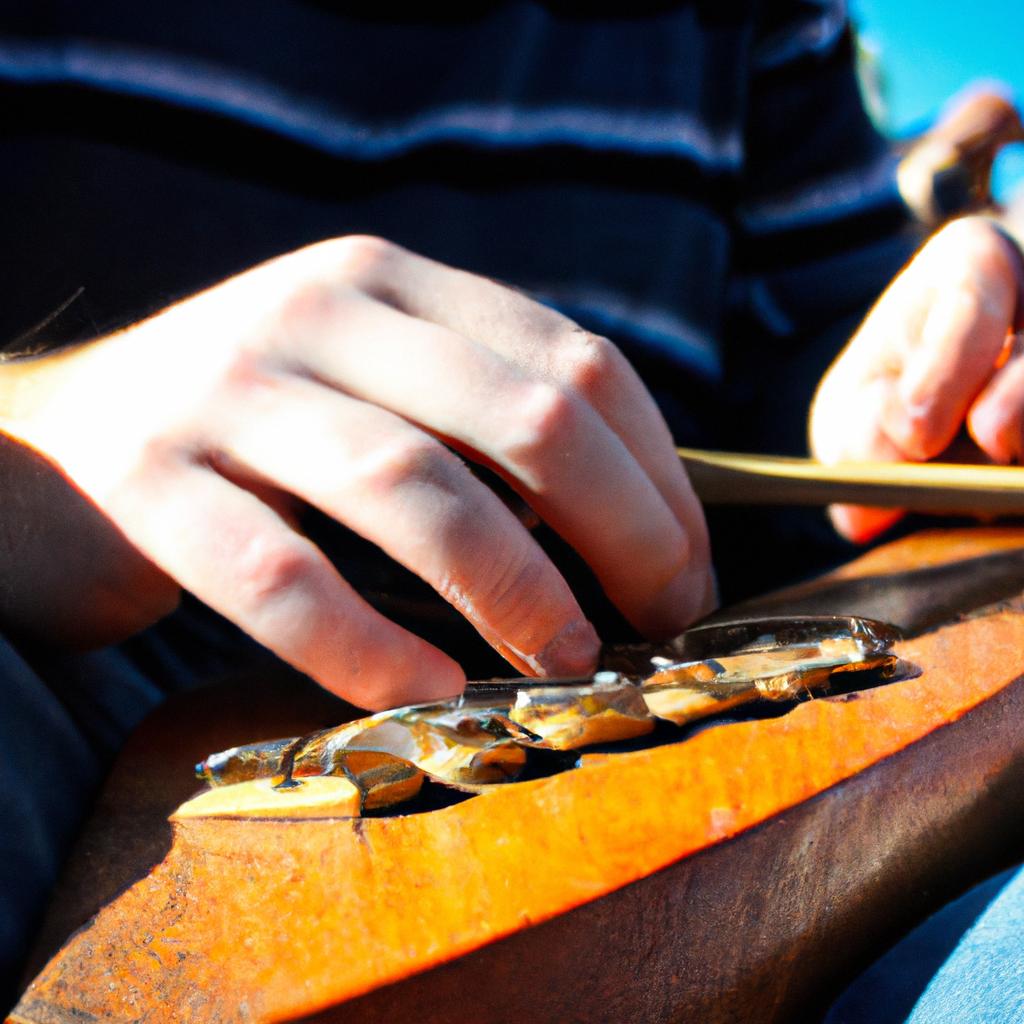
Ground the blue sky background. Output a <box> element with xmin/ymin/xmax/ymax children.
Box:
<box><xmin>851</xmin><ymin>0</ymin><xmax>1024</xmax><ymax>200</ymax></box>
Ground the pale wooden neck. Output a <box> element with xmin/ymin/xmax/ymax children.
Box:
<box><xmin>678</xmin><ymin>448</ymin><xmax>1024</xmax><ymax>514</ymax></box>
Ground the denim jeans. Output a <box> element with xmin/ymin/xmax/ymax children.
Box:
<box><xmin>827</xmin><ymin>865</ymin><xmax>1024</xmax><ymax>1023</ymax></box>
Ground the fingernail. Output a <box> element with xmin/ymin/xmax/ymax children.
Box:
<box><xmin>533</xmin><ymin>618</ymin><xmax>600</xmax><ymax>677</ymax></box>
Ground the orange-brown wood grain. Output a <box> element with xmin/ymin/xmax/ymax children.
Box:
<box><xmin>11</xmin><ymin>528</ymin><xmax>1024</xmax><ymax>1023</ymax></box>
<box><xmin>825</xmin><ymin>525</ymin><xmax>1024</xmax><ymax>576</ymax></box>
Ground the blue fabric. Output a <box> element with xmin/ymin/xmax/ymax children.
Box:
<box><xmin>826</xmin><ymin>866</ymin><xmax>1024</xmax><ymax>1023</ymax></box>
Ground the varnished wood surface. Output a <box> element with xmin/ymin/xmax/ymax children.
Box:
<box><xmin>11</xmin><ymin>528</ymin><xmax>1024</xmax><ymax>1023</ymax></box>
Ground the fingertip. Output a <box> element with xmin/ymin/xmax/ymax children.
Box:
<box><xmin>327</xmin><ymin>638</ymin><xmax>466</xmax><ymax>711</ymax></box>
<box><xmin>631</xmin><ymin>557</ymin><xmax>717</xmax><ymax>641</ymax></box>
<box><xmin>409</xmin><ymin>647</ymin><xmax>467</xmax><ymax>703</ymax></box>
<box><xmin>697</xmin><ymin>566</ymin><xmax>720</xmax><ymax>619</ymax></box>
<box><xmin>828</xmin><ymin>504</ymin><xmax>904</xmax><ymax>544</ymax></box>
<box><xmin>531</xmin><ymin>618</ymin><xmax>601</xmax><ymax>677</ymax></box>
<box><xmin>967</xmin><ymin>405</ymin><xmax>1016</xmax><ymax>465</ymax></box>
<box><xmin>966</xmin><ymin>354</ymin><xmax>1024</xmax><ymax>465</ymax></box>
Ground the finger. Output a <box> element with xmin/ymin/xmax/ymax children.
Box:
<box><xmin>321</xmin><ymin>236</ymin><xmax>704</xmax><ymax>535</ymax></box>
<box><xmin>828</xmin><ymin>504</ymin><xmax>903</xmax><ymax>545</ymax></box>
<box><xmin>110</xmin><ymin>459</ymin><xmax>465</xmax><ymax>709</ymax></box>
<box><xmin>289</xmin><ymin>237</ymin><xmax>713</xmax><ymax>625</ymax></box>
<box><xmin>879</xmin><ymin>219</ymin><xmax>1018</xmax><ymax>461</ymax></box>
<box><xmin>813</xmin><ymin>377</ymin><xmax>906</xmax><ymax>543</ymax></box>
<box><xmin>217</xmin><ymin>373</ymin><xmax>600</xmax><ymax>676</ymax></box>
<box><xmin>282</xmin><ymin>287</ymin><xmax>708</xmax><ymax>636</ymax></box>
<box><xmin>967</xmin><ymin>332</ymin><xmax>1024</xmax><ymax>463</ymax></box>
<box><xmin>824</xmin><ymin>424</ymin><xmax>906</xmax><ymax>544</ymax></box>
<box><xmin>811</xmin><ymin>219</ymin><xmax>1023</xmax><ymax>540</ymax></box>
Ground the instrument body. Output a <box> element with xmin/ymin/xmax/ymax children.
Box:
<box><xmin>11</xmin><ymin>529</ymin><xmax>1024</xmax><ymax>1023</ymax></box>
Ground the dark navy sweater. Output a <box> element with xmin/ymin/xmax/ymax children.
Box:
<box><xmin>0</xmin><ymin>1</ymin><xmax>919</xmax><ymax>594</ymax></box>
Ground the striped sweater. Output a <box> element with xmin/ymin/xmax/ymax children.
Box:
<box><xmin>0</xmin><ymin>0</ymin><xmax>920</xmax><ymax>591</ymax></box>
<box><xmin>0</xmin><ymin>2</ymin><xmax>916</xmax><ymax>421</ymax></box>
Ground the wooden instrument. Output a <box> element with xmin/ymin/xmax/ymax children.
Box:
<box><xmin>11</xmin><ymin>527</ymin><xmax>1024</xmax><ymax>1023</ymax></box>
<box><xmin>679</xmin><ymin>448</ymin><xmax>1024</xmax><ymax>514</ymax></box>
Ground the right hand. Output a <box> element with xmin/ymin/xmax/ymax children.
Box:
<box><xmin>810</xmin><ymin>217</ymin><xmax>1024</xmax><ymax>542</ymax></box>
<box><xmin>0</xmin><ymin>237</ymin><xmax>713</xmax><ymax>708</ymax></box>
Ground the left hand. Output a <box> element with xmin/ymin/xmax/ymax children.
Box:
<box><xmin>810</xmin><ymin>216</ymin><xmax>1024</xmax><ymax>542</ymax></box>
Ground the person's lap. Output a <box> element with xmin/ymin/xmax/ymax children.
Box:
<box><xmin>827</xmin><ymin>865</ymin><xmax>1024</xmax><ymax>1023</ymax></box>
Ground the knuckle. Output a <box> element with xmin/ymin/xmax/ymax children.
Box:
<box><xmin>502</xmin><ymin>381</ymin><xmax>581</xmax><ymax>477</ymax></box>
<box><xmin>327</xmin><ymin>234</ymin><xmax>399</xmax><ymax>285</ymax></box>
<box><xmin>118</xmin><ymin>434</ymin><xmax>192</xmax><ymax>489</ymax></box>
<box><xmin>132</xmin><ymin>432</ymin><xmax>182</xmax><ymax>470</ymax></box>
<box><xmin>217</xmin><ymin>343</ymin><xmax>277</xmax><ymax>393</ymax></box>
<box><xmin>555</xmin><ymin>329</ymin><xmax>621</xmax><ymax>398</ymax></box>
<box><xmin>934</xmin><ymin>217</ymin><xmax>1000</xmax><ymax>257</ymax></box>
<box><xmin>930</xmin><ymin>219</ymin><xmax>1016</xmax><ymax>298</ymax></box>
<box><xmin>275</xmin><ymin>279</ymin><xmax>341</xmax><ymax>338</ymax></box>
<box><xmin>352</xmin><ymin>436</ymin><xmax>445</xmax><ymax>498</ymax></box>
<box><xmin>188</xmin><ymin>343</ymin><xmax>285</xmax><ymax>417</ymax></box>
<box><xmin>233</xmin><ymin>533</ymin><xmax>320</xmax><ymax>618</ymax></box>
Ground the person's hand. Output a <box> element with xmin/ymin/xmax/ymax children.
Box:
<box><xmin>0</xmin><ymin>237</ymin><xmax>713</xmax><ymax>707</ymax></box>
<box><xmin>810</xmin><ymin>217</ymin><xmax>1024</xmax><ymax>542</ymax></box>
